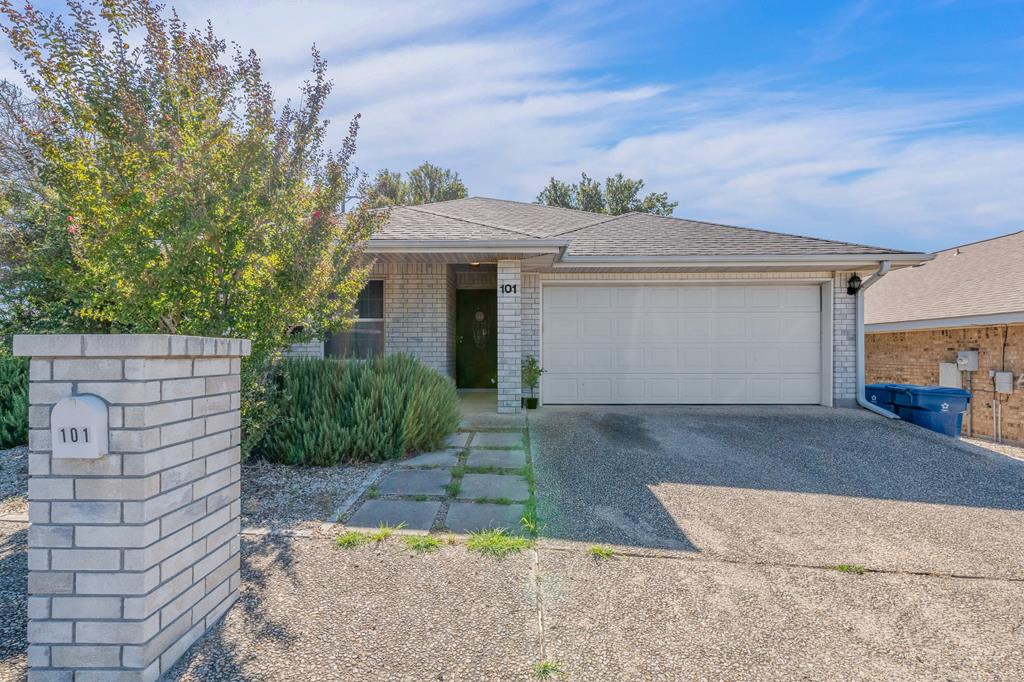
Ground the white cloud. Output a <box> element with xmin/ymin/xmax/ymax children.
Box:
<box><xmin>8</xmin><ymin>0</ymin><xmax>1023</xmax><ymax>251</ymax></box>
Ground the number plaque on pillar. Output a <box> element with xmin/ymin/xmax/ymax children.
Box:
<box><xmin>50</xmin><ymin>394</ymin><xmax>109</xmax><ymax>459</ymax></box>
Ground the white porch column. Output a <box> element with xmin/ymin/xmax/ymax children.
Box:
<box><xmin>497</xmin><ymin>260</ymin><xmax>522</xmax><ymax>413</ymax></box>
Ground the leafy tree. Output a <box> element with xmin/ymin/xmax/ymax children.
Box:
<box><xmin>536</xmin><ymin>172</ymin><xmax>677</xmax><ymax>216</ymax></box>
<box><xmin>364</xmin><ymin>161</ymin><xmax>467</xmax><ymax>207</ymax></box>
<box><xmin>0</xmin><ymin>0</ymin><xmax>383</xmax><ymax>450</ymax></box>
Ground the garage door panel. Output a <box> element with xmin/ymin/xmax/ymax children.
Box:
<box><xmin>714</xmin><ymin>347</ymin><xmax>748</xmax><ymax>370</ymax></box>
<box><xmin>580</xmin><ymin>347</ymin><xmax>611</xmax><ymax>370</ymax></box>
<box><xmin>546</xmin><ymin>287</ymin><xmax>579</xmax><ymax>310</ymax></box>
<box><xmin>682</xmin><ymin>287</ymin><xmax>714</xmax><ymax>309</ymax></box>
<box><xmin>581</xmin><ymin>316</ymin><xmax>612</xmax><ymax>339</ymax></box>
<box><xmin>645</xmin><ymin>287</ymin><xmax>679</xmax><ymax>309</ymax></box>
<box><xmin>614</xmin><ymin>378</ymin><xmax>645</xmax><ymax>401</ymax></box>
<box><xmin>716</xmin><ymin>316</ymin><xmax>748</xmax><ymax>340</ymax></box>
<box><xmin>644</xmin><ymin>316</ymin><xmax>678</xmax><ymax>338</ymax></box>
<box><xmin>542</xmin><ymin>284</ymin><xmax>822</xmax><ymax>404</ymax></box>
<box><xmin>579</xmin><ymin>378</ymin><xmax>612</xmax><ymax>402</ymax></box>
<box><xmin>546</xmin><ymin>316</ymin><xmax>581</xmax><ymax>341</ymax></box>
<box><xmin>580</xmin><ymin>287</ymin><xmax>611</xmax><ymax>310</ymax></box>
<box><xmin>545</xmin><ymin>346</ymin><xmax>579</xmax><ymax>369</ymax></box>
<box><xmin>645</xmin><ymin>346</ymin><xmax>677</xmax><ymax>371</ymax></box>
<box><xmin>748</xmin><ymin>316</ymin><xmax>781</xmax><ymax>339</ymax></box>
<box><xmin>614</xmin><ymin>317</ymin><xmax>645</xmax><ymax>338</ymax></box>
<box><xmin>782</xmin><ymin>286</ymin><xmax>821</xmax><ymax>310</ymax></box>
<box><xmin>615</xmin><ymin>347</ymin><xmax>644</xmax><ymax>370</ymax></box>
<box><xmin>647</xmin><ymin>378</ymin><xmax>680</xmax><ymax>401</ymax></box>
<box><xmin>679</xmin><ymin>346</ymin><xmax>712</xmax><ymax>370</ymax></box>
<box><xmin>782</xmin><ymin>316</ymin><xmax>820</xmax><ymax>339</ymax></box>
<box><xmin>717</xmin><ymin>287</ymin><xmax>747</xmax><ymax>308</ymax></box>
<box><xmin>613</xmin><ymin>287</ymin><xmax>643</xmax><ymax>308</ymax></box>
<box><xmin>748</xmin><ymin>287</ymin><xmax>781</xmax><ymax>308</ymax></box>
<box><xmin>681</xmin><ymin>316</ymin><xmax>714</xmax><ymax>339</ymax></box>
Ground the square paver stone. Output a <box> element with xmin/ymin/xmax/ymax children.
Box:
<box><xmin>377</xmin><ymin>469</ymin><xmax>452</xmax><ymax>496</ymax></box>
<box><xmin>445</xmin><ymin>502</ymin><xmax>526</xmax><ymax>533</ymax></box>
<box><xmin>346</xmin><ymin>499</ymin><xmax>441</xmax><ymax>531</ymax></box>
<box><xmin>467</xmin><ymin>449</ymin><xmax>526</xmax><ymax>469</ymax></box>
<box><xmin>471</xmin><ymin>431</ymin><xmax>524</xmax><ymax>448</ymax></box>
<box><xmin>458</xmin><ymin>473</ymin><xmax>529</xmax><ymax>502</ymax></box>
<box><xmin>400</xmin><ymin>449</ymin><xmax>460</xmax><ymax>468</ymax></box>
<box><xmin>446</xmin><ymin>432</ymin><xmax>470</xmax><ymax>448</ymax></box>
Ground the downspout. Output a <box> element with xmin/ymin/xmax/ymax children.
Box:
<box><xmin>855</xmin><ymin>260</ymin><xmax>900</xmax><ymax>418</ymax></box>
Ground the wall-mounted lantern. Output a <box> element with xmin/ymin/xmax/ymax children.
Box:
<box><xmin>846</xmin><ymin>274</ymin><xmax>862</xmax><ymax>295</ymax></box>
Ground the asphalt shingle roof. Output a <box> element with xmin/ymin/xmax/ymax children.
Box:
<box><xmin>865</xmin><ymin>231</ymin><xmax>1024</xmax><ymax>325</ymax></box>
<box><xmin>373</xmin><ymin>197</ymin><xmax>915</xmax><ymax>257</ymax></box>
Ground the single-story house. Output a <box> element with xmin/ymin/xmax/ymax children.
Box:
<box><xmin>290</xmin><ymin>197</ymin><xmax>927</xmax><ymax>413</ymax></box>
<box><xmin>866</xmin><ymin>231</ymin><xmax>1024</xmax><ymax>443</ymax></box>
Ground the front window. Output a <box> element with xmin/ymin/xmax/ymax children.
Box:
<box><xmin>325</xmin><ymin>280</ymin><xmax>384</xmax><ymax>358</ymax></box>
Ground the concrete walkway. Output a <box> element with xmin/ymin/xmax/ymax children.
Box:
<box><xmin>342</xmin><ymin>424</ymin><xmax>531</xmax><ymax>534</ymax></box>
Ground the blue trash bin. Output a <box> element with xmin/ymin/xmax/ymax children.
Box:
<box><xmin>891</xmin><ymin>385</ymin><xmax>971</xmax><ymax>437</ymax></box>
<box><xmin>864</xmin><ymin>384</ymin><xmax>901</xmax><ymax>412</ymax></box>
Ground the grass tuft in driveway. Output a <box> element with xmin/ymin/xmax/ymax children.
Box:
<box><xmin>587</xmin><ymin>544</ymin><xmax>616</xmax><ymax>560</ymax></box>
<box><xmin>402</xmin><ymin>534</ymin><xmax>444</xmax><ymax>553</ymax></box>
<box><xmin>532</xmin><ymin>660</ymin><xmax>564</xmax><ymax>678</ymax></box>
<box><xmin>466</xmin><ymin>528</ymin><xmax>534</xmax><ymax>558</ymax></box>
<box><xmin>830</xmin><ymin>564</ymin><xmax>867</xmax><ymax>575</ymax></box>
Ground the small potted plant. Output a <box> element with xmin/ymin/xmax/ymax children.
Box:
<box><xmin>521</xmin><ymin>356</ymin><xmax>545</xmax><ymax>409</ymax></box>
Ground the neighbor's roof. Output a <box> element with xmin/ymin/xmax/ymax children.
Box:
<box><xmin>374</xmin><ymin>197</ymin><xmax>917</xmax><ymax>258</ymax></box>
<box><xmin>865</xmin><ymin>231</ymin><xmax>1024</xmax><ymax>329</ymax></box>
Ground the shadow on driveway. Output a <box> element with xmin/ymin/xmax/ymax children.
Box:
<box><xmin>530</xmin><ymin>405</ymin><xmax>1024</xmax><ymax>575</ymax></box>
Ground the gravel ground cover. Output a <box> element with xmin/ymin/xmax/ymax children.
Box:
<box><xmin>166</xmin><ymin>535</ymin><xmax>539</xmax><ymax>681</ymax></box>
<box><xmin>240</xmin><ymin>460</ymin><xmax>378</xmax><ymax>531</ymax></box>
<box><xmin>965</xmin><ymin>437</ymin><xmax>1024</xmax><ymax>462</ymax></box>
<box><xmin>539</xmin><ymin>544</ymin><xmax>1024</xmax><ymax>681</ymax></box>
<box><xmin>0</xmin><ymin>521</ymin><xmax>27</xmax><ymax>682</ymax></box>
<box><xmin>0</xmin><ymin>447</ymin><xmax>28</xmax><ymax>518</ymax></box>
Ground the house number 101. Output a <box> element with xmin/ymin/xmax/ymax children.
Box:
<box><xmin>500</xmin><ymin>284</ymin><xmax>517</xmax><ymax>294</ymax></box>
<box><xmin>59</xmin><ymin>427</ymin><xmax>89</xmax><ymax>444</ymax></box>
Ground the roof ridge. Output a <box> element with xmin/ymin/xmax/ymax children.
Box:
<box><xmin>403</xmin><ymin>204</ymin><xmax>541</xmax><ymax>239</ymax></box>
<box><xmin>585</xmin><ymin>211</ymin><xmax>920</xmax><ymax>254</ymax></box>
<box><xmin>936</xmin><ymin>229</ymin><xmax>1024</xmax><ymax>253</ymax></box>
<box><xmin>547</xmin><ymin>211</ymin><xmax>637</xmax><ymax>237</ymax></box>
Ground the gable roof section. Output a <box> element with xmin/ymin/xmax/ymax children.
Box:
<box><xmin>372</xmin><ymin>197</ymin><xmax>921</xmax><ymax>261</ymax></box>
<box><xmin>556</xmin><ymin>211</ymin><xmax>904</xmax><ymax>257</ymax></box>
<box><xmin>866</xmin><ymin>231</ymin><xmax>1024</xmax><ymax>328</ymax></box>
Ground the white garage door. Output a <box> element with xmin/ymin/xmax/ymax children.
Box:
<box><xmin>541</xmin><ymin>284</ymin><xmax>823</xmax><ymax>404</ymax></box>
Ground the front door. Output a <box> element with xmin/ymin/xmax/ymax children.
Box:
<box><xmin>456</xmin><ymin>289</ymin><xmax>498</xmax><ymax>388</ymax></box>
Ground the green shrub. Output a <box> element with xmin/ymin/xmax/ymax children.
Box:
<box><xmin>0</xmin><ymin>357</ymin><xmax>29</xmax><ymax>449</ymax></box>
<box><xmin>257</xmin><ymin>354</ymin><xmax>460</xmax><ymax>465</ymax></box>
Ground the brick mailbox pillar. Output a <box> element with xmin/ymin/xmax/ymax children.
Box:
<box><xmin>13</xmin><ymin>334</ymin><xmax>250</xmax><ymax>681</ymax></box>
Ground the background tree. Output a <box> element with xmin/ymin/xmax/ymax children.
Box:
<box><xmin>536</xmin><ymin>172</ymin><xmax>678</xmax><ymax>216</ymax></box>
<box><xmin>0</xmin><ymin>0</ymin><xmax>383</xmax><ymax>449</ymax></box>
<box><xmin>364</xmin><ymin>161</ymin><xmax>467</xmax><ymax>208</ymax></box>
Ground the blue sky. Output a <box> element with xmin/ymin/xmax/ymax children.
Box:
<box><xmin>9</xmin><ymin>1</ymin><xmax>1024</xmax><ymax>251</ymax></box>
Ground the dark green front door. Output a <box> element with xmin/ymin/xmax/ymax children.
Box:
<box><xmin>455</xmin><ymin>289</ymin><xmax>498</xmax><ymax>388</ymax></box>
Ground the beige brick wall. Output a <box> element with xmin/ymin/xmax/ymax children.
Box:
<box><xmin>14</xmin><ymin>334</ymin><xmax>249</xmax><ymax>682</ymax></box>
<box><xmin>382</xmin><ymin>262</ymin><xmax>453</xmax><ymax>376</ymax></box>
<box><xmin>497</xmin><ymin>260</ymin><xmax>523</xmax><ymax>413</ymax></box>
<box><xmin>867</xmin><ymin>324</ymin><xmax>1024</xmax><ymax>442</ymax></box>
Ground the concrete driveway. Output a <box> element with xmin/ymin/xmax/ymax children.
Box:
<box><xmin>531</xmin><ymin>405</ymin><xmax>1024</xmax><ymax>578</ymax></box>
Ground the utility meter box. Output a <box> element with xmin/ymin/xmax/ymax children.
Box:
<box><xmin>938</xmin><ymin>362</ymin><xmax>962</xmax><ymax>388</ymax></box>
<box><xmin>50</xmin><ymin>395</ymin><xmax>109</xmax><ymax>459</ymax></box>
<box><xmin>956</xmin><ymin>350</ymin><xmax>979</xmax><ymax>372</ymax></box>
<box><xmin>994</xmin><ymin>371</ymin><xmax>1014</xmax><ymax>394</ymax></box>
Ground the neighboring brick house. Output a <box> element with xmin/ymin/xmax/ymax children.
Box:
<box><xmin>299</xmin><ymin>197</ymin><xmax>926</xmax><ymax>413</ymax></box>
<box><xmin>866</xmin><ymin>231</ymin><xmax>1024</xmax><ymax>442</ymax></box>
